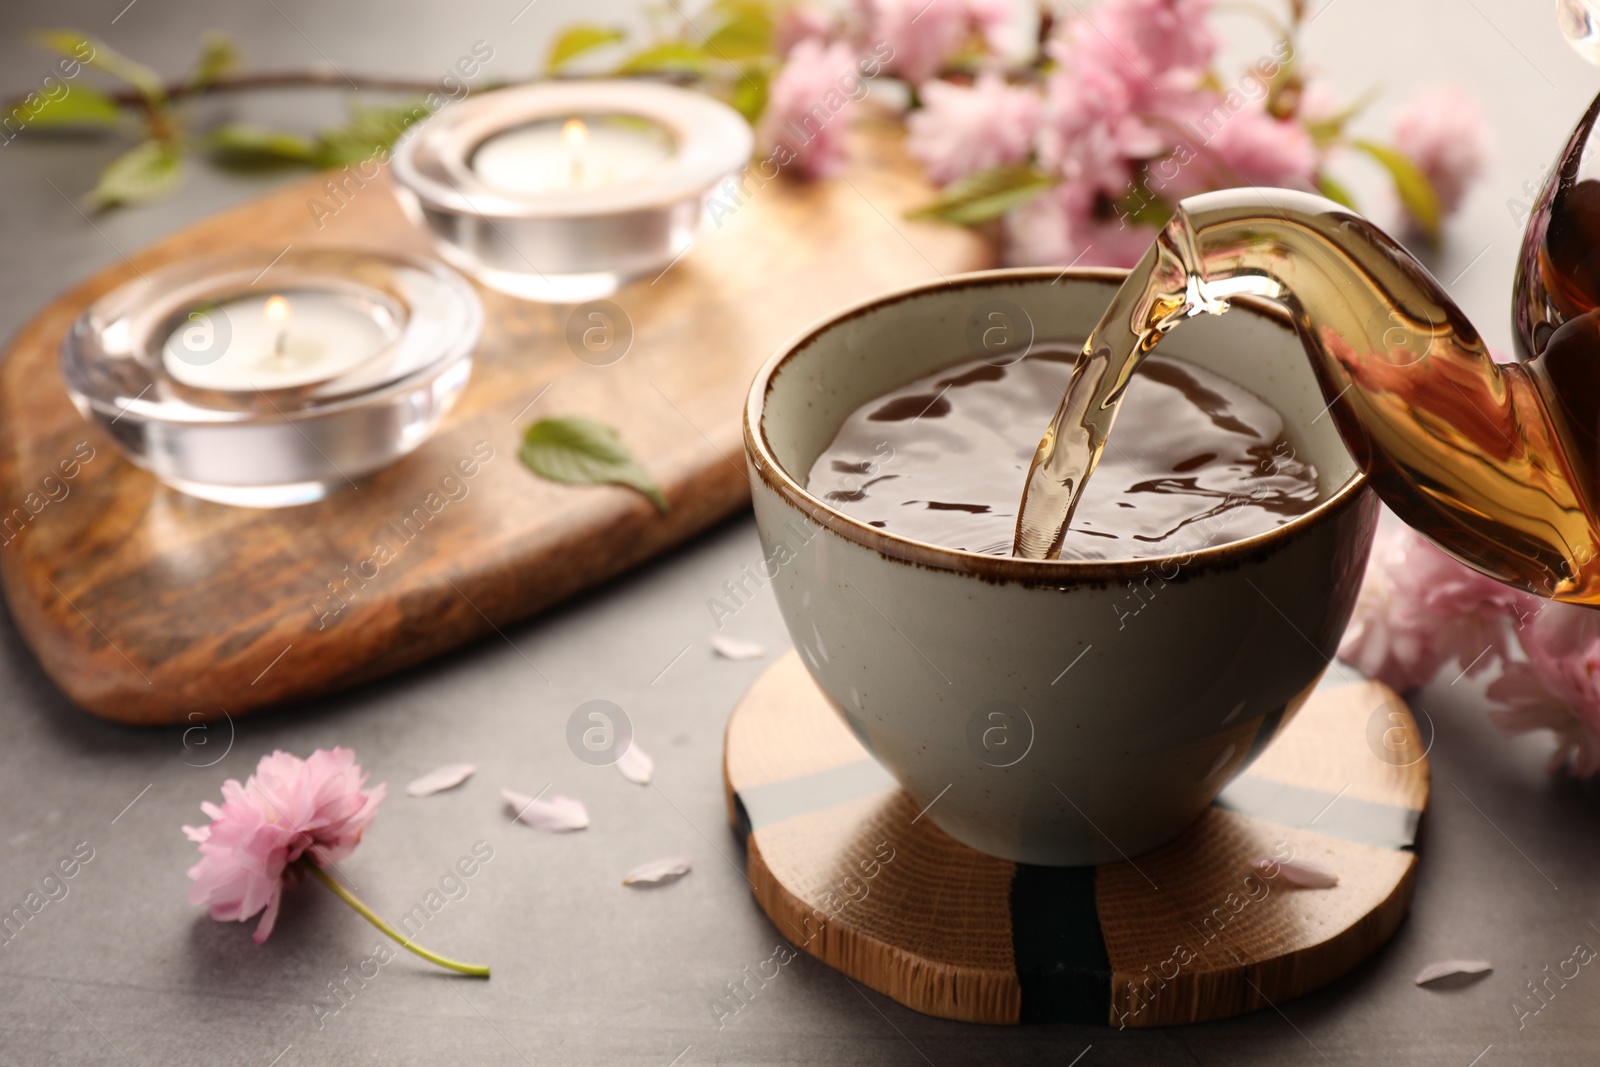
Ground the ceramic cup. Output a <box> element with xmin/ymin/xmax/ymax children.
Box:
<box><xmin>742</xmin><ymin>269</ymin><xmax>1377</xmax><ymax>866</ymax></box>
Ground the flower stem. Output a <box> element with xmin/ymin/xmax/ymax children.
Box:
<box><xmin>302</xmin><ymin>862</ymin><xmax>490</xmax><ymax>978</ymax></box>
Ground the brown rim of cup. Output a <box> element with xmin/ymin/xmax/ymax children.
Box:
<box><xmin>742</xmin><ymin>267</ymin><xmax>1372</xmax><ymax>586</ymax></box>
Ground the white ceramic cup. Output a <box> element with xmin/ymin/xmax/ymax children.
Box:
<box><xmin>743</xmin><ymin>269</ymin><xmax>1377</xmax><ymax>866</ymax></box>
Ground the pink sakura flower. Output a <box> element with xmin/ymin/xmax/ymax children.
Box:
<box><xmin>1391</xmin><ymin>83</ymin><xmax>1493</xmax><ymax>217</ymax></box>
<box><xmin>759</xmin><ymin>39</ymin><xmax>862</xmax><ymax>179</ymax></box>
<box><xmin>184</xmin><ymin>747</ymin><xmax>489</xmax><ymax>974</ymax></box>
<box><xmin>962</xmin><ymin>0</ymin><xmax>1015</xmax><ymax>55</ymax></box>
<box><xmin>858</xmin><ymin>0</ymin><xmax>1008</xmax><ymax>86</ymax></box>
<box><xmin>907</xmin><ymin>73</ymin><xmax>1040</xmax><ymax>184</ymax></box>
<box><xmin>1196</xmin><ymin>105</ymin><xmax>1318</xmax><ymax>191</ymax></box>
<box><xmin>1087</xmin><ymin>0</ymin><xmax>1217</xmax><ymax>84</ymax></box>
<box><xmin>859</xmin><ymin>0</ymin><xmax>965</xmax><ymax>85</ymax></box>
<box><xmin>185</xmin><ymin>748</ymin><xmax>385</xmax><ymax>943</ymax></box>
<box><xmin>1296</xmin><ymin>79</ymin><xmax>1344</xmax><ymax>125</ymax></box>
<box><xmin>1002</xmin><ymin>177</ymin><xmax>1153</xmax><ymax>268</ymax></box>
<box><xmin>1013</xmin><ymin>0</ymin><xmax>1224</xmax><ymax>267</ymax></box>
<box><xmin>1487</xmin><ymin>601</ymin><xmax>1600</xmax><ymax>776</ymax></box>
<box><xmin>776</xmin><ymin>4</ymin><xmax>834</xmax><ymax>56</ymax></box>
<box><xmin>1336</xmin><ymin>524</ymin><xmax>1530</xmax><ymax>692</ymax></box>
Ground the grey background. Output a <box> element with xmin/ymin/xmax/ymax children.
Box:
<box><xmin>3</xmin><ymin>0</ymin><xmax>1600</xmax><ymax>1064</ymax></box>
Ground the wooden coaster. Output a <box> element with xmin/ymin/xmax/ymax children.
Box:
<box><xmin>0</xmin><ymin>127</ymin><xmax>988</xmax><ymax>724</ymax></box>
<box><xmin>722</xmin><ymin>651</ymin><xmax>1429</xmax><ymax>1027</ymax></box>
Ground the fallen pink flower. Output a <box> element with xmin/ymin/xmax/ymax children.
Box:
<box><xmin>184</xmin><ymin>748</ymin><xmax>487</xmax><ymax>975</ymax></box>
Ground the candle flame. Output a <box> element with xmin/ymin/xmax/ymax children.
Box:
<box><xmin>264</xmin><ymin>294</ymin><xmax>291</xmax><ymax>325</ymax></box>
<box><xmin>562</xmin><ymin>118</ymin><xmax>589</xmax><ymax>150</ymax></box>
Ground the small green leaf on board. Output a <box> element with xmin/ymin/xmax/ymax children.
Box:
<box><xmin>519</xmin><ymin>416</ymin><xmax>670</xmax><ymax>514</ymax></box>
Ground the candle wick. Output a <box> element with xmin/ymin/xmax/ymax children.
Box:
<box><xmin>570</xmin><ymin>154</ymin><xmax>584</xmax><ymax>187</ymax></box>
<box><xmin>274</xmin><ymin>328</ymin><xmax>288</xmax><ymax>359</ymax></box>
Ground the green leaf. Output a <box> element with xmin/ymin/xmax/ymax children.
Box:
<box><xmin>1353</xmin><ymin>138</ymin><xmax>1440</xmax><ymax>240</ymax></box>
<box><xmin>1117</xmin><ymin>191</ymin><xmax>1171</xmax><ymax>229</ymax></box>
<box><xmin>614</xmin><ymin>41</ymin><xmax>712</xmax><ymax>77</ymax></box>
<box><xmin>12</xmin><ymin>84</ymin><xmax>121</xmax><ymax>129</ymax></box>
<box><xmin>87</xmin><ymin>140</ymin><xmax>183</xmax><ymax>208</ymax></box>
<box><xmin>729</xmin><ymin>64</ymin><xmax>770</xmax><ymax>125</ymax></box>
<box><xmin>187</xmin><ymin>31</ymin><xmax>241</xmax><ymax>91</ymax></box>
<box><xmin>519</xmin><ymin>416</ymin><xmax>670</xmax><ymax>514</ymax></box>
<box><xmin>546</xmin><ymin>25</ymin><xmax>628</xmax><ymax>72</ymax></box>
<box><xmin>1302</xmin><ymin>86</ymin><xmax>1377</xmax><ymax>144</ymax></box>
<box><xmin>33</xmin><ymin>30</ymin><xmax>165</xmax><ymax>104</ymax></box>
<box><xmin>1315</xmin><ymin>171</ymin><xmax>1358</xmax><ymax>211</ymax></box>
<box><xmin>906</xmin><ymin>164</ymin><xmax>1057</xmax><ymax>226</ymax></box>
<box><xmin>204</xmin><ymin>123</ymin><xmax>316</xmax><ymax>165</ymax></box>
<box><xmin>704</xmin><ymin>0</ymin><xmax>775</xmax><ymax>60</ymax></box>
<box><xmin>313</xmin><ymin>99</ymin><xmax>431</xmax><ymax>167</ymax></box>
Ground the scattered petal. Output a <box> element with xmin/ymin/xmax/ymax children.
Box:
<box><xmin>1415</xmin><ymin>959</ymin><xmax>1494</xmax><ymax>987</ymax></box>
<box><xmin>710</xmin><ymin>633</ymin><xmax>766</xmax><ymax>660</ymax></box>
<box><xmin>616</xmin><ymin>742</ymin><xmax>653</xmax><ymax>785</ymax></box>
<box><xmin>405</xmin><ymin>763</ymin><xmax>476</xmax><ymax>797</ymax></box>
<box><xmin>623</xmin><ymin>856</ymin><xmax>693</xmax><ymax>887</ymax></box>
<box><xmin>502</xmin><ymin>788</ymin><xmax>588</xmax><ymax>832</ymax></box>
<box><xmin>1252</xmin><ymin>856</ymin><xmax>1339</xmax><ymax>888</ymax></box>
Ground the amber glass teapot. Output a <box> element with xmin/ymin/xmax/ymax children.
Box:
<box><xmin>1013</xmin><ymin>88</ymin><xmax>1600</xmax><ymax>604</ymax></box>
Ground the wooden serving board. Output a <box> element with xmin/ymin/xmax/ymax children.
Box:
<box><xmin>0</xmin><ymin>127</ymin><xmax>990</xmax><ymax>724</ymax></box>
<box><xmin>723</xmin><ymin>651</ymin><xmax>1429</xmax><ymax>1027</ymax></box>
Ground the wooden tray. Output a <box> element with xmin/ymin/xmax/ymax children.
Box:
<box><xmin>722</xmin><ymin>651</ymin><xmax>1428</xmax><ymax>1027</ymax></box>
<box><xmin>0</xmin><ymin>128</ymin><xmax>990</xmax><ymax>724</ymax></box>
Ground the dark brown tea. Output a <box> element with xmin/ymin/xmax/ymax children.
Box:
<box><xmin>807</xmin><ymin>344</ymin><xmax>1323</xmax><ymax>561</ymax></box>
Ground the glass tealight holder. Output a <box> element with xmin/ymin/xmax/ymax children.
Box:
<box><xmin>391</xmin><ymin>81</ymin><xmax>753</xmax><ymax>303</ymax></box>
<box><xmin>60</xmin><ymin>247</ymin><xmax>482</xmax><ymax>508</ymax></box>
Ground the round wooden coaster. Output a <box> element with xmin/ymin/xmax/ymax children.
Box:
<box><xmin>722</xmin><ymin>650</ymin><xmax>1429</xmax><ymax>1027</ymax></box>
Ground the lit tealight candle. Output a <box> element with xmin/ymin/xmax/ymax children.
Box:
<box><xmin>470</xmin><ymin>115</ymin><xmax>674</xmax><ymax>195</ymax></box>
<box><xmin>163</xmin><ymin>290</ymin><xmax>394</xmax><ymax>391</ymax></box>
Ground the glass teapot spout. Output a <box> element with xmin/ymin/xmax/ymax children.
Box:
<box><xmin>1106</xmin><ymin>187</ymin><xmax>1600</xmax><ymax>602</ymax></box>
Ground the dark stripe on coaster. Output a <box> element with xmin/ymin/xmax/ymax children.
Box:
<box><xmin>1011</xmin><ymin>864</ymin><xmax>1113</xmax><ymax>1024</ymax></box>
<box><xmin>736</xmin><ymin>758</ymin><xmax>899</xmax><ymax>832</ymax></box>
<box><xmin>1214</xmin><ymin>776</ymin><xmax>1419</xmax><ymax>850</ymax></box>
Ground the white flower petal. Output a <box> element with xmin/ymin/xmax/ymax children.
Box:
<box><xmin>1252</xmin><ymin>856</ymin><xmax>1339</xmax><ymax>888</ymax></box>
<box><xmin>502</xmin><ymin>788</ymin><xmax>589</xmax><ymax>832</ymax></box>
<box><xmin>623</xmin><ymin>856</ymin><xmax>693</xmax><ymax>887</ymax></box>
<box><xmin>616</xmin><ymin>742</ymin><xmax>653</xmax><ymax>785</ymax></box>
<box><xmin>710</xmin><ymin>633</ymin><xmax>766</xmax><ymax>660</ymax></box>
<box><xmin>1415</xmin><ymin>959</ymin><xmax>1493</xmax><ymax>986</ymax></box>
<box><xmin>405</xmin><ymin>763</ymin><xmax>476</xmax><ymax>797</ymax></box>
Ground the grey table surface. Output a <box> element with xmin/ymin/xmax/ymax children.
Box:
<box><xmin>4</xmin><ymin>0</ymin><xmax>1600</xmax><ymax>1064</ymax></box>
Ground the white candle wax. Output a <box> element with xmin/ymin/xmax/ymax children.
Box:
<box><xmin>471</xmin><ymin>116</ymin><xmax>674</xmax><ymax>195</ymax></box>
<box><xmin>163</xmin><ymin>291</ymin><xmax>391</xmax><ymax>391</ymax></box>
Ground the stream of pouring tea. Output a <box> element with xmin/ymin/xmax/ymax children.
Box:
<box><xmin>1012</xmin><ymin>232</ymin><xmax>1208</xmax><ymax>559</ymax></box>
